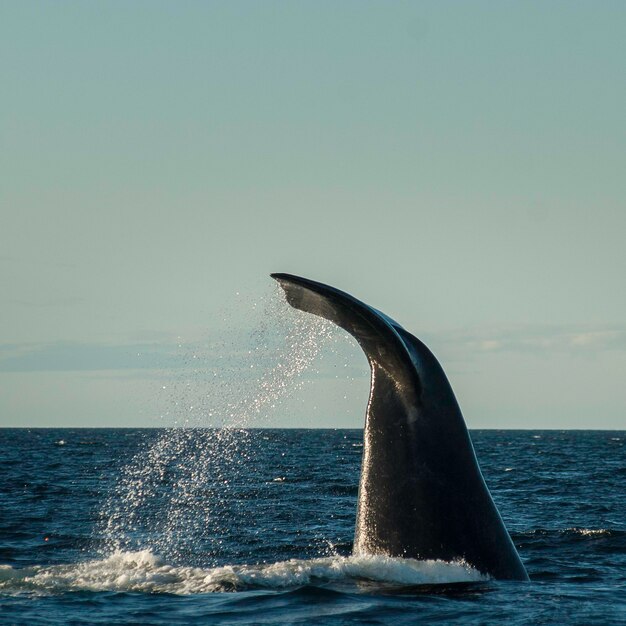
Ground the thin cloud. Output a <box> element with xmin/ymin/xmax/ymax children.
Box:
<box><xmin>2</xmin><ymin>324</ymin><xmax>624</xmax><ymax>375</ymax></box>
<box><xmin>0</xmin><ymin>341</ymin><xmax>173</xmax><ymax>372</ymax></box>
<box><xmin>0</xmin><ymin>330</ymin><xmax>309</xmax><ymax>374</ymax></box>
<box><xmin>430</xmin><ymin>324</ymin><xmax>626</xmax><ymax>356</ymax></box>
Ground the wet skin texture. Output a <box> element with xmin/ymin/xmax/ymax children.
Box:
<box><xmin>272</xmin><ymin>273</ymin><xmax>529</xmax><ymax>581</ymax></box>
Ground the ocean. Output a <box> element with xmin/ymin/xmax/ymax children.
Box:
<box><xmin>0</xmin><ymin>428</ymin><xmax>624</xmax><ymax>624</ymax></box>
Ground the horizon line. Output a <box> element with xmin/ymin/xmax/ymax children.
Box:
<box><xmin>1</xmin><ymin>426</ymin><xmax>623</xmax><ymax>432</ymax></box>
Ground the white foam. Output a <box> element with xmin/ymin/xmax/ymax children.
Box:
<box><xmin>0</xmin><ymin>551</ymin><xmax>488</xmax><ymax>596</ymax></box>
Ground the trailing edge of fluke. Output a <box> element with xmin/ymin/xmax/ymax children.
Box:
<box><xmin>271</xmin><ymin>272</ymin><xmax>529</xmax><ymax>582</ymax></box>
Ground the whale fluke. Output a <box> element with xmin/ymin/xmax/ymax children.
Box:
<box><xmin>272</xmin><ymin>273</ymin><xmax>528</xmax><ymax>581</ymax></box>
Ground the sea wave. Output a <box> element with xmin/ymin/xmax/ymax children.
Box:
<box><xmin>0</xmin><ymin>551</ymin><xmax>488</xmax><ymax>596</ymax></box>
<box><xmin>517</xmin><ymin>527</ymin><xmax>620</xmax><ymax>539</ymax></box>
<box><xmin>569</xmin><ymin>528</ymin><xmax>613</xmax><ymax>537</ymax></box>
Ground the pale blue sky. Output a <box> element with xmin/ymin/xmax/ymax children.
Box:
<box><xmin>1</xmin><ymin>1</ymin><xmax>624</xmax><ymax>428</ymax></box>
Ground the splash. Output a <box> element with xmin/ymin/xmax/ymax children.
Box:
<box><xmin>98</xmin><ymin>288</ymin><xmax>335</xmax><ymax>562</ymax></box>
<box><xmin>0</xmin><ymin>551</ymin><xmax>488</xmax><ymax>596</ymax></box>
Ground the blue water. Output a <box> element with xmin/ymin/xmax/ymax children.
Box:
<box><xmin>0</xmin><ymin>428</ymin><xmax>624</xmax><ymax>624</ymax></box>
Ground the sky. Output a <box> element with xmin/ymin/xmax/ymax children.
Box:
<box><xmin>1</xmin><ymin>1</ymin><xmax>625</xmax><ymax>429</ymax></box>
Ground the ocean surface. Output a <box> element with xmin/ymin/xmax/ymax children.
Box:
<box><xmin>0</xmin><ymin>428</ymin><xmax>624</xmax><ymax>625</ymax></box>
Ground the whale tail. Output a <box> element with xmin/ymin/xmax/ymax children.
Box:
<box><xmin>272</xmin><ymin>273</ymin><xmax>528</xmax><ymax>581</ymax></box>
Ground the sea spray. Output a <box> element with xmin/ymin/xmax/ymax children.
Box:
<box><xmin>98</xmin><ymin>289</ymin><xmax>335</xmax><ymax>563</ymax></box>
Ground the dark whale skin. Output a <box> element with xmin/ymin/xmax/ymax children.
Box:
<box><xmin>272</xmin><ymin>273</ymin><xmax>529</xmax><ymax>581</ymax></box>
